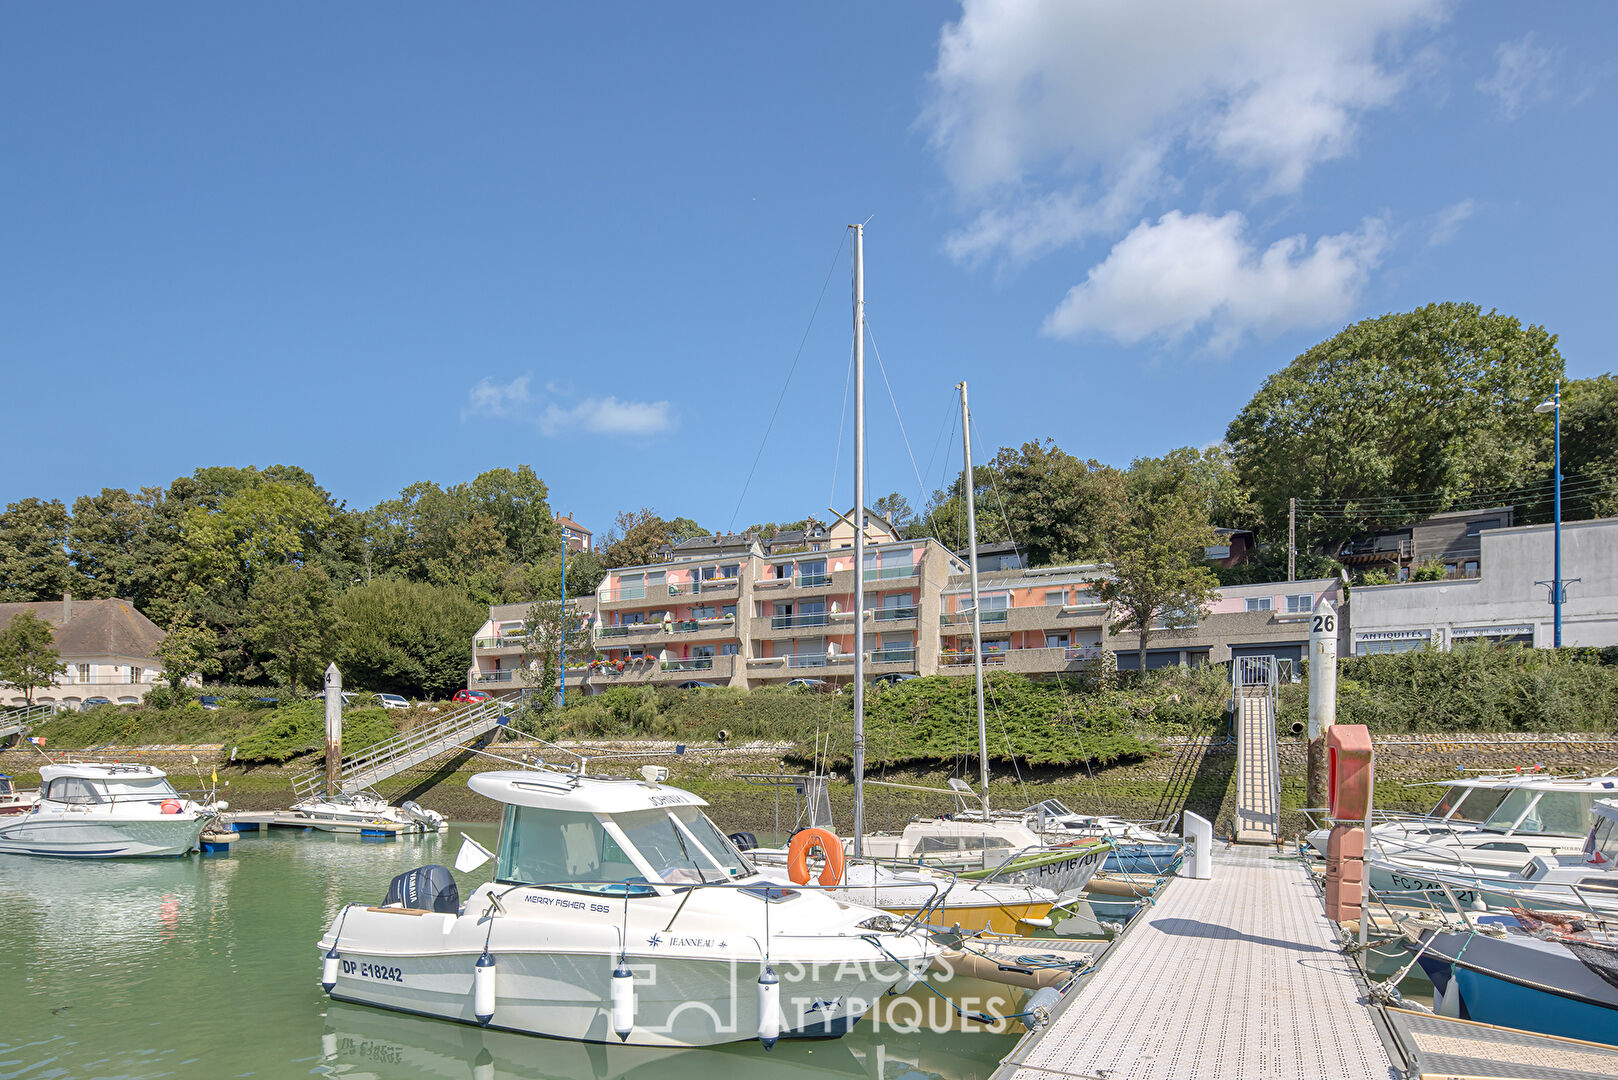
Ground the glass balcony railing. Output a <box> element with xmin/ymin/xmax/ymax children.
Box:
<box><xmin>863</xmin><ymin>566</ymin><xmax>919</xmax><ymax>582</ymax></box>
<box><xmin>938</xmin><ymin>652</ymin><xmax>1007</xmax><ymax>667</ymax></box>
<box><xmin>670</xmin><ymin>578</ymin><xmax>739</xmax><ymax>596</ymax></box>
<box><xmin>868</xmin><ymin>648</ymin><xmax>917</xmax><ymax>664</ymax></box>
<box><xmin>770</xmin><ymin>612</ymin><xmax>830</xmax><ymax>629</ymax></box>
<box><xmin>940</xmin><ymin>609</ymin><xmax>1009</xmax><ymax>625</ymax></box>
<box><xmin>786</xmin><ymin>654</ymin><xmax>831</xmax><ymax>668</ymax></box>
<box><xmin>793</xmin><ymin>573</ymin><xmax>833</xmax><ymax>589</ymax></box>
<box><xmin>661</xmin><ymin>657</ymin><xmax>715</xmax><ymax>672</ymax></box>
<box><xmin>596</xmin><ymin>625</ymin><xmax>646</xmax><ymax>638</ymax></box>
<box><xmin>872</xmin><ymin>606</ymin><xmax>918</xmax><ymax>622</ymax></box>
<box><xmin>475</xmin><ymin>636</ymin><xmax>527</xmax><ymax>649</ymax></box>
<box><xmin>472</xmin><ymin>671</ymin><xmax>516</xmax><ymax>683</ymax></box>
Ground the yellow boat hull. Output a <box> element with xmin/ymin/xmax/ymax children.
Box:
<box><xmin>883</xmin><ymin>899</ymin><xmax>1055</xmax><ymax>935</ymax></box>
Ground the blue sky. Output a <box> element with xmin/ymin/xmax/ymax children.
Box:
<box><xmin>4</xmin><ymin>3</ymin><xmax>1613</xmax><ymax>539</ymax></box>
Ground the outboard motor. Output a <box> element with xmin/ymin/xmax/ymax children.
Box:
<box><xmin>384</xmin><ymin>864</ymin><xmax>460</xmax><ymax>913</ymax></box>
<box><xmin>400</xmin><ymin>800</ymin><xmax>444</xmax><ymax>829</ymax></box>
<box><xmin>728</xmin><ymin>831</ymin><xmax>759</xmax><ymax>852</ymax></box>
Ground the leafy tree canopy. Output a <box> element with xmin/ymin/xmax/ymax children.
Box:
<box><xmin>0</xmin><ymin>611</ymin><xmax>67</xmax><ymax>705</ymax></box>
<box><xmin>0</xmin><ymin>499</ymin><xmax>74</xmax><ymax>602</ymax></box>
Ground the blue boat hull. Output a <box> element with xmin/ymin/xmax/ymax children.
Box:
<box><xmin>1103</xmin><ymin>844</ymin><xmax>1182</xmax><ymax>875</ymax></box>
<box><xmin>1452</xmin><ymin>965</ymin><xmax>1618</xmax><ymax>1046</ymax></box>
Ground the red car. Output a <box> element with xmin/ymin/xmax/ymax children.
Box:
<box><xmin>453</xmin><ymin>689</ymin><xmax>492</xmax><ymax>704</ymax></box>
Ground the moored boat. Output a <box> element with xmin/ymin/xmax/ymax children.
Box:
<box><xmin>317</xmin><ymin>765</ymin><xmax>939</xmax><ymax>1047</ymax></box>
<box><xmin>0</xmin><ymin>762</ymin><xmax>213</xmax><ymax>858</ymax></box>
<box><xmin>0</xmin><ymin>774</ymin><xmax>38</xmax><ymax>816</ymax></box>
<box><xmin>289</xmin><ymin>791</ymin><xmax>445</xmax><ymax>833</ymax></box>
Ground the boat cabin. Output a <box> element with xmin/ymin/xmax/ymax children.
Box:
<box><xmin>1583</xmin><ymin>799</ymin><xmax>1618</xmax><ymax>868</ymax></box>
<box><xmin>1424</xmin><ymin>776</ymin><xmax>1618</xmax><ymax>838</ymax></box>
<box><xmin>472</xmin><ymin>769</ymin><xmax>758</xmax><ymax>895</ymax></box>
<box><xmin>37</xmin><ymin>763</ymin><xmax>181</xmax><ymax>806</ymax></box>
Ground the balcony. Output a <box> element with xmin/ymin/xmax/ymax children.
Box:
<box><xmin>863</xmin><ymin>566</ymin><xmax>920</xmax><ymax>583</ymax></box>
<box><xmin>597</xmin><ymin>584</ymin><xmax>672</xmax><ymax>608</ymax></box>
<box><xmin>471</xmin><ymin>670</ymin><xmax>518</xmax><ymax>684</ymax></box>
<box><xmin>474</xmin><ymin>635</ymin><xmax>528</xmax><ymax>651</ymax></box>
<box><xmin>596</xmin><ymin>623</ymin><xmax>659</xmax><ymax>640</ymax></box>
<box><xmin>655</xmin><ymin>655</ymin><xmax>737</xmax><ymax>682</ymax></box>
<box><xmin>871</xmin><ymin>606</ymin><xmax>918</xmax><ymax>623</ymax></box>
<box><xmin>940</xmin><ymin>609</ymin><xmax>1010</xmax><ymax>626</ymax></box>
<box><xmin>770</xmin><ymin>612</ymin><xmax>831</xmax><ymax>630</ymax></box>
<box><xmin>939</xmin><ymin>651</ymin><xmax>1007</xmax><ymax>668</ymax></box>
<box><xmin>661</xmin><ymin>656</ymin><xmax>715</xmax><ymax>672</ymax></box>
<box><xmin>867</xmin><ymin>647</ymin><xmax>917</xmax><ymax>665</ymax></box>
<box><xmin>669</xmin><ymin>578</ymin><xmax>739</xmax><ymax>596</ymax></box>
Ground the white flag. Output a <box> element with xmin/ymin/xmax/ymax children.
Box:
<box><xmin>455</xmin><ymin>833</ymin><xmax>495</xmax><ymax>873</ymax></box>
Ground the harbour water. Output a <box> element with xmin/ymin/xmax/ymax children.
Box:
<box><xmin>0</xmin><ymin>826</ymin><xmax>1017</xmax><ymax>1080</ymax></box>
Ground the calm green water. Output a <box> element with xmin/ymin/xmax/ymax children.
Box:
<box><xmin>0</xmin><ymin>826</ymin><xmax>1015</xmax><ymax>1080</ymax></box>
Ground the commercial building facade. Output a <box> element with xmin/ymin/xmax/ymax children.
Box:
<box><xmin>1349</xmin><ymin>517</ymin><xmax>1618</xmax><ymax>654</ymax></box>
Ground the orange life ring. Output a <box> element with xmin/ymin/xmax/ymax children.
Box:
<box><xmin>786</xmin><ymin>827</ymin><xmax>845</xmax><ymax>887</ymax></box>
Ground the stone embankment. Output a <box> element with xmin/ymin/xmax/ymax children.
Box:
<box><xmin>2</xmin><ymin>732</ymin><xmax>1612</xmax><ymax>836</ymax></box>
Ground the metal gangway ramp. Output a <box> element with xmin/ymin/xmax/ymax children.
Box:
<box><xmin>0</xmin><ymin>704</ymin><xmax>52</xmax><ymax>745</ymax></box>
<box><xmin>290</xmin><ymin>698</ymin><xmax>508</xmax><ymax>799</ymax></box>
<box><xmin>1233</xmin><ymin>655</ymin><xmax>1282</xmax><ymax>844</ymax></box>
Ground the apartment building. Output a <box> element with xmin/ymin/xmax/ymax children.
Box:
<box><xmin>468</xmin><ymin>599</ymin><xmax>596</xmax><ymax>698</ymax></box>
<box><xmin>466</xmin><ymin>509</ymin><xmax>1349</xmax><ymax>696</ymax></box>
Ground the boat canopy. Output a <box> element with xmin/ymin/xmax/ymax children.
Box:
<box><xmin>39</xmin><ymin>762</ymin><xmax>168</xmax><ymax>782</ymax></box>
<box><xmin>469</xmin><ymin>769</ymin><xmax>710</xmax><ymax>815</ymax></box>
<box><xmin>898</xmin><ymin>818</ymin><xmax>1038</xmax><ymax>856</ymax></box>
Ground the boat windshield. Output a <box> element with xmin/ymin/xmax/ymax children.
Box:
<box><xmin>99</xmin><ymin>777</ymin><xmax>181</xmax><ymax>801</ymax></box>
<box><xmin>1428</xmin><ymin>784</ymin><xmax>1512</xmax><ymax>823</ymax></box>
<box><xmin>1027</xmin><ymin>799</ymin><xmax>1076</xmax><ymax>819</ymax></box>
<box><xmin>1588</xmin><ymin>813</ymin><xmax>1618</xmax><ymax>864</ymax></box>
<box><xmin>496</xmin><ymin>805</ymin><xmax>752</xmax><ymax>894</ymax></box>
<box><xmin>1481</xmin><ymin>789</ymin><xmax>1604</xmax><ymax>836</ymax></box>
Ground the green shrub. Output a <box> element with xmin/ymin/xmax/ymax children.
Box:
<box><xmin>233</xmin><ymin>702</ymin><xmax>399</xmax><ymax>764</ymax></box>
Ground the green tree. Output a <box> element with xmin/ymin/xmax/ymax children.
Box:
<box><xmin>1555</xmin><ymin>374</ymin><xmax>1618</xmax><ymax>521</ymax></box>
<box><xmin>1095</xmin><ymin>456</ymin><xmax>1221</xmax><ymax>673</ymax></box>
<box><xmin>0</xmin><ymin>499</ymin><xmax>74</xmax><ymax>602</ymax></box>
<box><xmin>68</xmin><ymin>488</ymin><xmax>150</xmax><ymax>600</ymax></box>
<box><xmin>0</xmin><ymin>612</ymin><xmax>66</xmax><ymax>705</ymax></box>
<box><xmin>154</xmin><ymin>620</ymin><xmax>221</xmax><ymax>691</ymax></box>
<box><xmin>519</xmin><ymin>598</ymin><xmax>597</xmax><ymax>715</ymax></box>
<box><xmin>1227</xmin><ymin>302</ymin><xmax>1562</xmax><ymax>553</ymax></box>
<box><xmin>602</xmin><ymin>508</ymin><xmax>705</xmax><ymax>568</ymax></box>
<box><xmin>466</xmin><ymin>465</ymin><xmax>557</xmax><ymax>565</ymax></box>
<box><xmin>333</xmin><ymin>579</ymin><xmax>484</xmax><ymax>699</ymax></box>
<box><xmin>992</xmin><ymin>440</ymin><xmax>1126</xmax><ymax>565</ymax></box>
<box><xmin>245</xmin><ymin>564</ymin><xmax>337</xmax><ymax>690</ymax></box>
<box><xmin>182</xmin><ymin>480</ymin><xmax>337</xmax><ymax>584</ymax></box>
<box><xmin>872</xmin><ymin>493</ymin><xmax>915</xmax><ymax>532</ymax></box>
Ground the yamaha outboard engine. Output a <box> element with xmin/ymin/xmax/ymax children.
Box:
<box><xmin>728</xmin><ymin>831</ymin><xmax>759</xmax><ymax>851</ymax></box>
<box><xmin>384</xmin><ymin>864</ymin><xmax>460</xmax><ymax>913</ymax></box>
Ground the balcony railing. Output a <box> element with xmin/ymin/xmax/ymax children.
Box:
<box><xmin>472</xmin><ymin>671</ymin><xmax>517</xmax><ymax>683</ymax></box>
<box><xmin>596</xmin><ymin>624</ymin><xmax>652</xmax><ymax>639</ymax></box>
<box><xmin>668</xmin><ymin>616</ymin><xmax>735</xmax><ymax>633</ymax></box>
<box><xmin>939</xmin><ymin>652</ymin><xmax>1007</xmax><ymax>667</ymax></box>
<box><xmin>868</xmin><ymin>647</ymin><xmax>917</xmax><ymax>664</ymax></box>
<box><xmin>661</xmin><ymin>657</ymin><xmax>715</xmax><ymax>672</ymax></box>
<box><xmin>864</xmin><ymin>566</ymin><xmax>919</xmax><ymax>582</ymax></box>
<box><xmin>669</xmin><ymin>578</ymin><xmax>739</xmax><ymax>596</ymax></box>
<box><xmin>475</xmin><ymin>635</ymin><xmax>528</xmax><ymax>649</ymax></box>
<box><xmin>940</xmin><ymin>609</ymin><xmax>1009</xmax><ymax>626</ymax></box>
<box><xmin>787</xmin><ymin>654</ymin><xmax>832</xmax><ymax>668</ymax></box>
<box><xmin>872</xmin><ymin>606</ymin><xmax>917</xmax><ymax>622</ymax></box>
<box><xmin>1065</xmin><ymin>646</ymin><xmax>1104</xmax><ymax>661</ymax></box>
<box><xmin>791</xmin><ymin>572</ymin><xmax>833</xmax><ymax>589</ymax></box>
<box><xmin>770</xmin><ymin>612</ymin><xmax>830</xmax><ymax>629</ymax></box>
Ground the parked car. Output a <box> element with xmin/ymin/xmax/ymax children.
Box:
<box><xmin>80</xmin><ymin>697</ymin><xmax>113</xmax><ymax>711</ymax></box>
<box><xmin>872</xmin><ymin>672</ymin><xmax>918</xmax><ymax>686</ymax></box>
<box><xmin>375</xmin><ymin>693</ymin><xmax>410</xmax><ymax>710</ymax></box>
<box><xmin>676</xmin><ymin>681</ymin><xmax>719</xmax><ymax>690</ymax></box>
<box><xmin>785</xmin><ymin>678</ymin><xmax>832</xmax><ymax>691</ymax></box>
<box><xmin>198</xmin><ymin>696</ymin><xmax>219</xmax><ymax>711</ymax></box>
<box><xmin>250</xmin><ymin>696</ymin><xmax>279</xmax><ymax>708</ymax></box>
<box><xmin>453</xmin><ymin>689</ymin><xmax>492</xmax><ymax>704</ymax></box>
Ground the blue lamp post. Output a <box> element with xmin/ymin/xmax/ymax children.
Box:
<box><xmin>559</xmin><ymin>536</ymin><xmax>569</xmax><ymax>709</ymax></box>
<box><xmin>1534</xmin><ymin>382</ymin><xmax>1563</xmax><ymax>647</ymax></box>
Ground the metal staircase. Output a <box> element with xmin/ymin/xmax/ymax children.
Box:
<box><xmin>1232</xmin><ymin>656</ymin><xmax>1281</xmax><ymax>844</ymax></box>
<box><xmin>290</xmin><ymin>699</ymin><xmax>509</xmax><ymax>799</ymax></box>
<box><xmin>0</xmin><ymin>704</ymin><xmax>53</xmax><ymax>745</ymax></box>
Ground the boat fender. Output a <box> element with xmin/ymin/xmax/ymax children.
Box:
<box><xmin>160</xmin><ymin>799</ymin><xmax>183</xmax><ymax>815</ymax></box>
<box><xmin>321</xmin><ymin>947</ymin><xmax>340</xmax><ymax>993</ymax></box>
<box><xmin>611</xmin><ymin>960</ymin><xmax>635</xmax><ymax>1041</ymax></box>
<box><xmin>474</xmin><ymin>952</ymin><xmax>497</xmax><ymax>1026</ymax></box>
<box><xmin>757</xmin><ymin>966</ymin><xmax>780</xmax><ymax>1050</ymax></box>
<box><xmin>1024</xmin><ymin>986</ymin><xmax>1061</xmax><ymax>1029</ymax></box>
<box><xmin>786</xmin><ymin>828</ymin><xmax>845</xmax><ymax>887</ymax></box>
<box><xmin>1434</xmin><ymin>976</ymin><xmax>1461</xmax><ymax>1018</ymax></box>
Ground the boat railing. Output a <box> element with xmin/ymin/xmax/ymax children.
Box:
<box><xmin>1365</xmin><ymin>871</ymin><xmax>1617</xmax><ymax>929</ymax></box>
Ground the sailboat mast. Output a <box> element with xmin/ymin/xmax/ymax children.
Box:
<box><xmin>851</xmin><ymin>223</ymin><xmax>866</xmax><ymax>857</ymax></box>
<box><xmin>958</xmin><ymin>381</ymin><xmax>991</xmax><ymax>809</ymax></box>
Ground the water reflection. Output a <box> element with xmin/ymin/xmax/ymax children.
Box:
<box><xmin>317</xmin><ymin>1002</ymin><xmax>1013</xmax><ymax>1080</ymax></box>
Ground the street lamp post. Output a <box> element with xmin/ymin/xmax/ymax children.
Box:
<box><xmin>559</xmin><ymin>536</ymin><xmax>568</xmax><ymax>709</ymax></box>
<box><xmin>1535</xmin><ymin>382</ymin><xmax>1563</xmax><ymax>648</ymax></box>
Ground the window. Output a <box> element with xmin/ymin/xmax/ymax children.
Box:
<box><xmin>1462</xmin><ymin>560</ymin><xmax>1479</xmax><ymax>578</ymax></box>
<box><xmin>45</xmin><ymin>777</ymin><xmax>104</xmax><ymax>804</ymax></box>
<box><xmin>691</xmin><ymin>605</ymin><xmax>716</xmax><ymax>620</ymax></box>
<box><xmin>1284</xmin><ymin>594</ymin><xmax>1314</xmax><ymax>614</ymax></box>
<box><xmin>1046</xmin><ymin>633</ymin><xmax>1069</xmax><ymax>650</ymax></box>
<box><xmin>721</xmin><ymin>604</ymin><xmax>737</xmax><ymax>619</ymax></box>
<box><xmin>647</xmin><ymin>571</ymin><xmax>666</xmax><ymax>589</ymax></box>
<box><xmin>77</xmin><ymin>663</ymin><xmax>91</xmax><ymax>684</ymax></box>
<box><xmin>1045</xmin><ymin>590</ymin><xmax>1066</xmax><ymax>607</ymax></box>
<box><xmin>1244</xmin><ymin>597</ymin><xmax>1273</xmax><ymax>612</ymax></box>
<box><xmin>618</xmin><ymin>573</ymin><xmax>646</xmax><ymax>600</ymax></box>
<box><xmin>798</xmin><ymin>559</ymin><xmax>829</xmax><ymax>587</ymax></box>
<box><xmin>1465</xmin><ymin>520</ymin><xmax>1503</xmax><ymax>537</ymax></box>
<box><xmin>128</xmin><ymin>666</ymin><xmax>140</xmax><ymax>684</ymax></box>
<box><xmin>692</xmin><ymin>645</ymin><xmax>715</xmax><ymax>659</ymax></box>
<box><xmin>720</xmin><ymin>643</ymin><xmax>739</xmax><ymax>656</ymax></box>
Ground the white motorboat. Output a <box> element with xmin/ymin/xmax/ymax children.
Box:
<box><xmin>1319</xmin><ymin>773</ymin><xmax>1618</xmax><ymax>876</ymax></box>
<box><xmin>857</xmin><ymin>807</ymin><xmax>1109</xmax><ymax>895</ymax></box>
<box><xmin>289</xmin><ymin>791</ymin><xmax>445</xmax><ymax>833</ymax></box>
<box><xmin>0</xmin><ymin>762</ymin><xmax>213</xmax><ymax>858</ymax></box>
<box><xmin>317</xmin><ymin>765</ymin><xmax>939</xmax><ymax>1047</ymax></box>
<box><xmin>0</xmin><ymin>773</ymin><xmax>38</xmax><ymax>816</ymax></box>
<box><xmin>1367</xmin><ymin>797</ymin><xmax>1618</xmax><ymax>916</ymax></box>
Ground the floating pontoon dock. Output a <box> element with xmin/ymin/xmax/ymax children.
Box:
<box><xmin>225</xmin><ymin>811</ymin><xmax>416</xmax><ymax>837</ymax></box>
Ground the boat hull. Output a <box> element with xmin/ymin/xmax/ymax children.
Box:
<box><xmin>959</xmin><ymin>843</ymin><xmax>1108</xmax><ymax>894</ymax></box>
<box><xmin>0</xmin><ymin>814</ymin><xmax>208</xmax><ymax>858</ymax></box>
<box><xmin>876</xmin><ymin>899</ymin><xmax>1053</xmax><ymax>935</ymax></box>
<box><xmin>324</xmin><ymin>942</ymin><xmax>921</xmax><ymax>1047</ymax></box>
<box><xmin>1103</xmin><ymin>844</ymin><xmax>1182</xmax><ymax>875</ymax></box>
<box><xmin>1418</xmin><ymin>926</ymin><xmax>1618</xmax><ymax>1046</ymax></box>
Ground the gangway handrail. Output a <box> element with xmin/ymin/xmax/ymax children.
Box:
<box><xmin>291</xmin><ymin>699</ymin><xmax>509</xmax><ymax>797</ymax></box>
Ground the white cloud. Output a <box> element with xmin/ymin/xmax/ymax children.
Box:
<box><xmin>1042</xmin><ymin>210</ymin><xmax>1388</xmax><ymax>350</ymax></box>
<box><xmin>1477</xmin><ymin>34</ymin><xmax>1557</xmax><ymax>119</ymax></box>
<box><xmin>926</xmin><ymin>0</ymin><xmax>1445</xmax><ymax>265</ymax></box>
<box><xmin>462</xmin><ymin>376</ymin><xmax>676</xmax><ymax>437</ymax></box>
<box><xmin>538</xmin><ymin>396</ymin><xmax>676</xmax><ymax>438</ymax></box>
<box><xmin>461</xmin><ymin>375</ymin><xmax>530</xmax><ymax>420</ymax></box>
<box><xmin>1427</xmin><ymin>198</ymin><xmax>1477</xmax><ymax>247</ymax></box>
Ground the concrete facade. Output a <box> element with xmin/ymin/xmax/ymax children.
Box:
<box><xmin>1349</xmin><ymin>516</ymin><xmax>1618</xmax><ymax>654</ymax></box>
<box><xmin>0</xmin><ymin>595</ymin><xmax>166</xmax><ymax>708</ymax></box>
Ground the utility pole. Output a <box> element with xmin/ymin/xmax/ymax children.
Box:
<box><xmin>1288</xmin><ymin>497</ymin><xmax>1297</xmax><ymax>582</ymax></box>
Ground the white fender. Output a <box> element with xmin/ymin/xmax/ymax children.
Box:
<box><xmin>757</xmin><ymin>966</ymin><xmax>780</xmax><ymax>1049</ymax></box>
<box><xmin>322</xmin><ymin>948</ymin><xmax>340</xmax><ymax>993</ymax></box>
<box><xmin>611</xmin><ymin>960</ymin><xmax>635</xmax><ymax>1041</ymax></box>
<box><xmin>474</xmin><ymin>952</ymin><xmax>497</xmax><ymax>1026</ymax></box>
